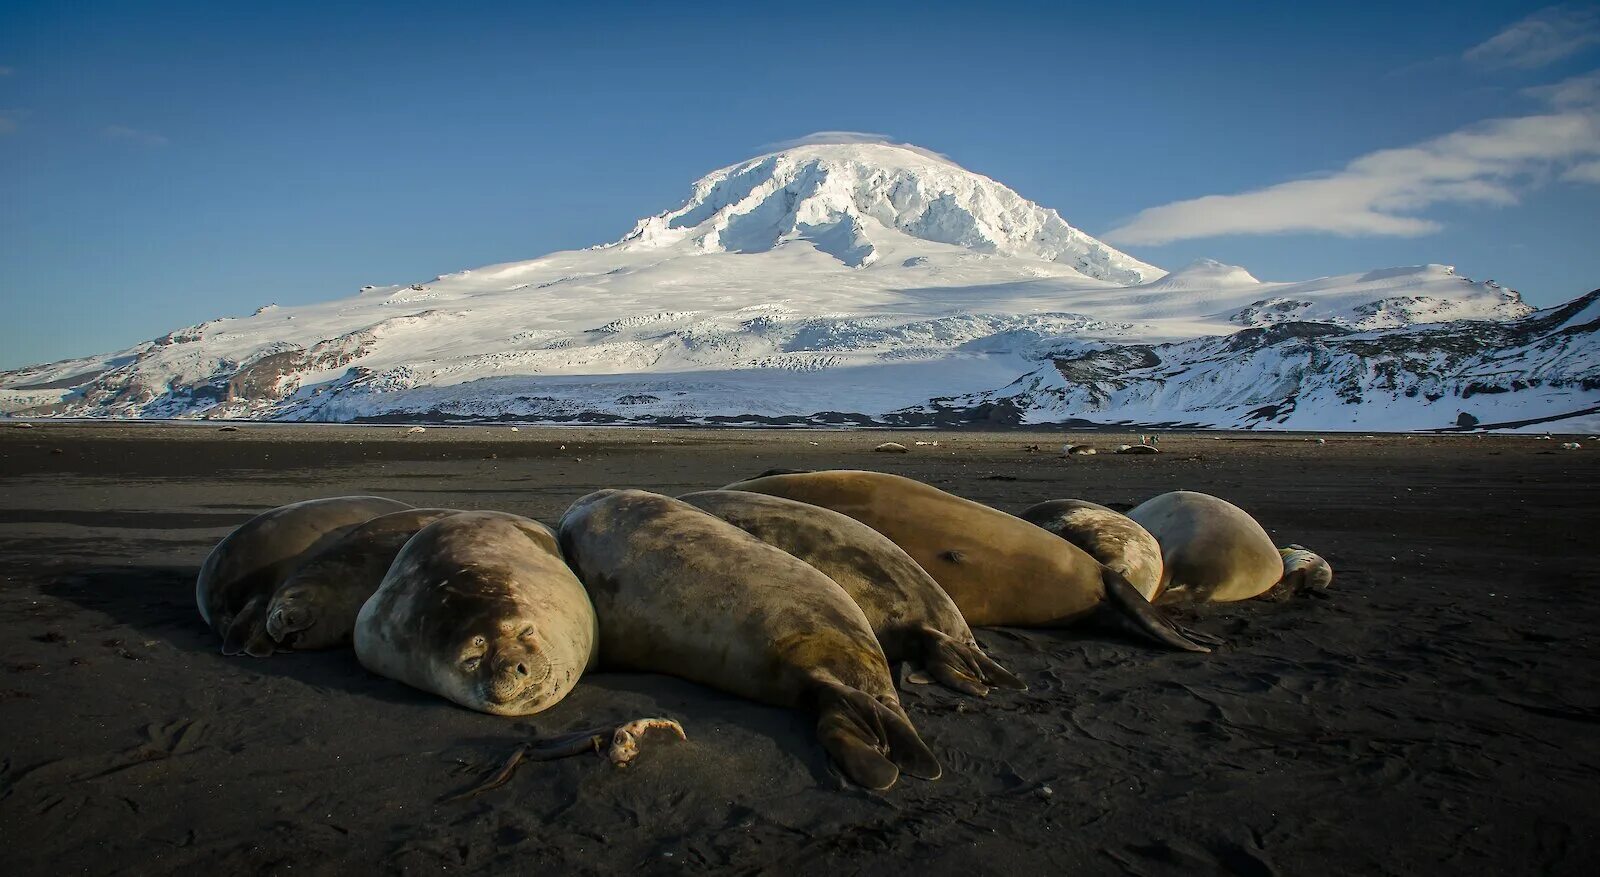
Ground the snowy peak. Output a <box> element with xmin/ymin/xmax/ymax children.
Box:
<box><xmin>615</xmin><ymin>141</ymin><xmax>1164</xmax><ymax>283</ymax></box>
<box><xmin>1143</xmin><ymin>259</ymin><xmax>1262</xmax><ymax>290</ymax></box>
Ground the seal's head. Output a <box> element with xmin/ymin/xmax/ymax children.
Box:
<box><xmin>1279</xmin><ymin>545</ymin><xmax>1334</xmax><ymax>593</ymax></box>
<box><xmin>265</xmin><ymin>580</ymin><xmax>345</xmax><ymax>650</ymax></box>
<box><xmin>432</xmin><ymin>614</ymin><xmax>577</xmax><ymax>716</ymax></box>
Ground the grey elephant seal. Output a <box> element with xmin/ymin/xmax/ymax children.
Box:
<box><xmin>558</xmin><ymin>489</ymin><xmax>940</xmax><ymax>790</ymax></box>
<box><xmin>723</xmin><ymin>470</ymin><xmax>1214</xmax><ymax>652</ymax></box>
<box><xmin>1019</xmin><ymin>499</ymin><xmax>1164</xmax><ymax>601</ymax></box>
<box><xmin>680</xmin><ymin>489</ymin><xmax>1024</xmax><ymax>697</ymax></box>
<box><xmin>1128</xmin><ymin>490</ymin><xmax>1329</xmax><ymax>602</ymax></box>
<box><xmin>354</xmin><ymin>511</ymin><xmax>598</xmax><ymax>716</ymax></box>
<box><xmin>265</xmin><ymin>507</ymin><xmax>462</xmax><ymax>650</ymax></box>
<box><xmin>197</xmin><ymin>496</ymin><xmax>411</xmax><ymax>657</ymax></box>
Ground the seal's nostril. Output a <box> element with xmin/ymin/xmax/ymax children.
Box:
<box><xmin>516</xmin><ymin>663</ymin><xmax>528</xmax><ymax>676</ymax></box>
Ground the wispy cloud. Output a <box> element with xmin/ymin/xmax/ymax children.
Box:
<box><xmin>1564</xmin><ymin>159</ymin><xmax>1600</xmax><ymax>182</ymax></box>
<box><xmin>760</xmin><ymin>131</ymin><xmax>953</xmax><ymax>163</ymax></box>
<box><xmin>103</xmin><ymin>124</ymin><xmax>168</xmax><ymax>147</ymax></box>
<box><xmin>1103</xmin><ymin>71</ymin><xmax>1600</xmax><ymax>246</ymax></box>
<box><xmin>1464</xmin><ymin>5</ymin><xmax>1600</xmax><ymax>69</ymax></box>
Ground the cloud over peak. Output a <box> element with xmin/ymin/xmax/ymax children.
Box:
<box><xmin>1464</xmin><ymin>5</ymin><xmax>1600</xmax><ymax>70</ymax></box>
<box><xmin>1104</xmin><ymin>71</ymin><xmax>1600</xmax><ymax>246</ymax></box>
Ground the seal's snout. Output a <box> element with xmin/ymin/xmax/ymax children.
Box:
<box><xmin>483</xmin><ymin>648</ymin><xmax>545</xmax><ymax>705</ymax></box>
<box><xmin>266</xmin><ymin>602</ymin><xmax>310</xmax><ymax>641</ymax></box>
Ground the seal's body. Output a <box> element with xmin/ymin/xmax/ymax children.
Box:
<box><xmin>355</xmin><ymin>511</ymin><xmax>597</xmax><ymax>716</ymax></box>
<box><xmin>558</xmin><ymin>489</ymin><xmax>940</xmax><ymax>790</ymax></box>
<box><xmin>1019</xmin><ymin>499</ymin><xmax>1164</xmax><ymax>601</ymax></box>
<box><xmin>1128</xmin><ymin>491</ymin><xmax>1286</xmax><ymax>603</ymax></box>
<box><xmin>266</xmin><ymin>507</ymin><xmax>461</xmax><ymax>649</ymax></box>
<box><xmin>197</xmin><ymin>496</ymin><xmax>411</xmax><ymax>657</ymax></box>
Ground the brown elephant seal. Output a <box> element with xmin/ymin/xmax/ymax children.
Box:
<box><xmin>265</xmin><ymin>507</ymin><xmax>463</xmax><ymax>650</ymax></box>
<box><xmin>354</xmin><ymin>511</ymin><xmax>598</xmax><ymax>716</ymax></box>
<box><xmin>723</xmin><ymin>470</ymin><xmax>1214</xmax><ymax>652</ymax></box>
<box><xmin>558</xmin><ymin>489</ymin><xmax>940</xmax><ymax>791</ymax></box>
<box><xmin>680</xmin><ymin>489</ymin><xmax>1024</xmax><ymax>697</ymax></box>
<box><xmin>1019</xmin><ymin>499</ymin><xmax>1164</xmax><ymax>601</ymax></box>
<box><xmin>197</xmin><ymin>496</ymin><xmax>412</xmax><ymax>657</ymax></box>
<box><xmin>1128</xmin><ymin>490</ymin><xmax>1330</xmax><ymax>602</ymax></box>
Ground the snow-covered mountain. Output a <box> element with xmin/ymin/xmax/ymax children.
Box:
<box><xmin>3</xmin><ymin>139</ymin><xmax>1594</xmax><ymax>431</ymax></box>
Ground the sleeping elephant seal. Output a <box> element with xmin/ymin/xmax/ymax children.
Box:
<box><xmin>1280</xmin><ymin>545</ymin><xmax>1334</xmax><ymax>594</ymax></box>
<box><xmin>354</xmin><ymin>511</ymin><xmax>598</xmax><ymax>716</ymax></box>
<box><xmin>1019</xmin><ymin>499</ymin><xmax>1164</xmax><ymax>601</ymax></box>
<box><xmin>265</xmin><ymin>507</ymin><xmax>463</xmax><ymax>650</ymax></box>
<box><xmin>558</xmin><ymin>489</ymin><xmax>940</xmax><ymax>791</ymax></box>
<box><xmin>680</xmin><ymin>489</ymin><xmax>1024</xmax><ymax>697</ymax></box>
<box><xmin>197</xmin><ymin>496</ymin><xmax>412</xmax><ymax>657</ymax></box>
<box><xmin>1128</xmin><ymin>491</ymin><xmax>1331</xmax><ymax>602</ymax></box>
<box><xmin>723</xmin><ymin>470</ymin><xmax>1214</xmax><ymax>652</ymax></box>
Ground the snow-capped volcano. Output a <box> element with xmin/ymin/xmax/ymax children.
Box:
<box><xmin>3</xmin><ymin>139</ymin><xmax>1594</xmax><ymax>431</ymax></box>
<box><xmin>614</xmin><ymin>142</ymin><xmax>1162</xmax><ymax>283</ymax></box>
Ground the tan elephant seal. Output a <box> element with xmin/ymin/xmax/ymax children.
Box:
<box><xmin>723</xmin><ymin>470</ymin><xmax>1215</xmax><ymax>652</ymax></box>
<box><xmin>197</xmin><ymin>496</ymin><xmax>412</xmax><ymax>657</ymax></box>
<box><xmin>1019</xmin><ymin>499</ymin><xmax>1164</xmax><ymax>601</ymax></box>
<box><xmin>1128</xmin><ymin>490</ymin><xmax>1331</xmax><ymax>602</ymax></box>
<box><xmin>354</xmin><ymin>511</ymin><xmax>597</xmax><ymax>716</ymax></box>
<box><xmin>558</xmin><ymin>489</ymin><xmax>940</xmax><ymax>791</ymax></box>
<box><xmin>680</xmin><ymin>489</ymin><xmax>1024</xmax><ymax>697</ymax></box>
<box><xmin>265</xmin><ymin>507</ymin><xmax>463</xmax><ymax>650</ymax></box>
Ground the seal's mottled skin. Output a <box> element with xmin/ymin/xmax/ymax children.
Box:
<box><xmin>1019</xmin><ymin>499</ymin><xmax>1164</xmax><ymax>601</ymax></box>
<box><xmin>680</xmin><ymin>489</ymin><xmax>1023</xmax><ymax>696</ymax></box>
<box><xmin>1128</xmin><ymin>491</ymin><xmax>1285</xmax><ymax>603</ymax></box>
<box><xmin>354</xmin><ymin>511</ymin><xmax>597</xmax><ymax>717</ymax></box>
<box><xmin>723</xmin><ymin>470</ymin><xmax>1213</xmax><ymax>652</ymax></box>
<box><xmin>197</xmin><ymin>496</ymin><xmax>411</xmax><ymax>657</ymax></box>
<box><xmin>266</xmin><ymin>508</ymin><xmax>462</xmax><ymax>650</ymax></box>
<box><xmin>558</xmin><ymin>489</ymin><xmax>940</xmax><ymax>790</ymax></box>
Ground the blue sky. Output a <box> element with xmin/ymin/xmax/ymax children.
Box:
<box><xmin>2</xmin><ymin>0</ymin><xmax>1597</xmax><ymax>368</ymax></box>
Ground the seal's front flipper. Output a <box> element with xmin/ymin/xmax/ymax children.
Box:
<box><xmin>816</xmin><ymin>682</ymin><xmax>941</xmax><ymax>789</ymax></box>
<box><xmin>221</xmin><ymin>596</ymin><xmax>276</xmax><ymax>657</ymax></box>
<box><xmin>1096</xmin><ymin>568</ymin><xmax>1216</xmax><ymax>653</ymax></box>
<box><xmin>920</xmin><ymin>628</ymin><xmax>1026</xmax><ymax>696</ymax></box>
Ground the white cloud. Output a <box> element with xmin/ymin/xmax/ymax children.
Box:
<box><xmin>760</xmin><ymin>131</ymin><xmax>953</xmax><ymax>163</ymax></box>
<box><xmin>1564</xmin><ymin>159</ymin><xmax>1600</xmax><ymax>182</ymax></box>
<box><xmin>1464</xmin><ymin>6</ymin><xmax>1600</xmax><ymax>69</ymax></box>
<box><xmin>103</xmin><ymin>125</ymin><xmax>168</xmax><ymax>147</ymax></box>
<box><xmin>1104</xmin><ymin>71</ymin><xmax>1600</xmax><ymax>246</ymax></box>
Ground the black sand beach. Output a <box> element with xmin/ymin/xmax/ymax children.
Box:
<box><xmin>1</xmin><ymin>424</ymin><xmax>1596</xmax><ymax>875</ymax></box>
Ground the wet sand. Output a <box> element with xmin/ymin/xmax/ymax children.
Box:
<box><xmin>1</xmin><ymin>424</ymin><xmax>1596</xmax><ymax>875</ymax></box>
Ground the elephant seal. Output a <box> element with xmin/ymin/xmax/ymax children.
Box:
<box><xmin>1128</xmin><ymin>490</ymin><xmax>1329</xmax><ymax>602</ymax></box>
<box><xmin>197</xmin><ymin>496</ymin><xmax>412</xmax><ymax>657</ymax></box>
<box><xmin>558</xmin><ymin>489</ymin><xmax>940</xmax><ymax>790</ymax></box>
<box><xmin>680</xmin><ymin>489</ymin><xmax>1024</xmax><ymax>697</ymax></box>
<box><xmin>265</xmin><ymin>507</ymin><xmax>462</xmax><ymax>650</ymax></box>
<box><xmin>1019</xmin><ymin>499</ymin><xmax>1164</xmax><ymax>601</ymax></box>
<box><xmin>354</xmin><ymin>511</ymin><xmax>598</xmax><ymax>716</ymax></box>
<box><xmin>723</xmin><ymin>470</ymin><xmax>1214</xmax><ymax>652</ymax></box>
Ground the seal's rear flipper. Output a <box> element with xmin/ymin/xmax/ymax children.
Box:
<box><xmin>920</xmin><ymin>628</ymin><xmax>1026</xmax><ymax>696</ymax></box>
<box><xmin>815</xmin><ymin>682</ymin><xmax>941</xmax><ymax>789</ymax></box>
<box><xmin>221</xmin><ymin>596</ymin><xmax>277</xmax><ymax>657</ymax></box>
<box><xmin>1096</xmin><ymin>568</ymin><xmax>1217</xmax><ymax>653</ymax></box>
